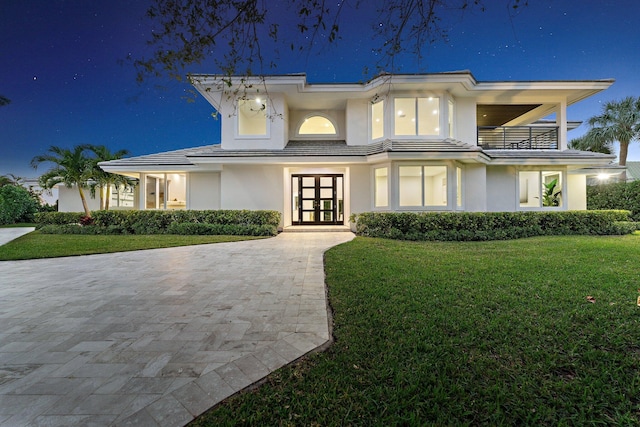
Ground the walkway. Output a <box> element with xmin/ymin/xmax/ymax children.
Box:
<box><xmin>0</xmin><ymin>227</ymin><xmax>34</xmax><ymax>246</ymax></box>
<box><xmin>0</xmin><ymin>232</ymin><xmax>354</xmax><ymax>426</ymax></box>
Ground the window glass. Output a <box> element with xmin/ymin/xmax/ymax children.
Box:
<box><xmin>519</xmin><ymin>171</ymin><xmax>540</xmax><ymax>207</ymax></box>
<box><xmin>299</xmin><ymin>115</ymin><xmax>336</xmax><ymax>135</ymax></box>
<box><xmin>399</xmin><ymin>166</ymin><xmax>423</xmax><ymax>206</ymax></box>
<box><xmin>395</xmin><ymin>97</ymin><xmax>440</xmax><ymax>136</ymax></box>
<box><xmin>542</xmin><ymin>172</ymin><xmax>562</xmax><ymax>207</ymax></box>
<box><xmin>399</xmin><ymin>165</ymin><xmax>447</xmax><ymax>207</ymax></box>
<box><xmin>372</xmin><ymin>101</ymin><xmax>384</xmax><ymax>140</ymax></box>
<box><xmin>519</xmin><ymin>171</ymin><xmax>562</xmax><ymax>208</ymax></box>
<box><xmin>238</xmin><ymin>98</ymin><xmax>267</xmax><ymax>136</ymax></box>
<box><xmin>395</xmin><ymin>98</ymin><xmax>416</xmax><ymax>136</ymax></box>
<box><xmin>374</xmin><ymin>167</ymin><xmax>388</xmax><ymax>207</ymax></box>
<box><xmin>418</xmin><ymin>97</ymin><xmax>440</xmax><ymax>136</ymax></box>
<box><xmin>423</xmin><ymin>166</ymin><xmax>447</xmax><ymax>206</ymax></box>
<box><xmin>145</xmin><ymin>173</ymin><xmax>185</xmax><ymax>210</ymax></box>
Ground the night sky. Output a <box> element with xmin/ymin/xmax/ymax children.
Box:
<box><xmin>2</xmin><ymin>0</ymin><xmax>639</xmax><ymax>178</ymax></box>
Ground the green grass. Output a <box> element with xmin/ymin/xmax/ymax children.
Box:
<box><xmin>192</xmin><ymin>235</ymin><xmax>640</xmax><ymax>426</ymax></box>
<box><xmin>0</xmin><ymin>231</ymin><xmax>265</xmax><ymax>260</ymax></box>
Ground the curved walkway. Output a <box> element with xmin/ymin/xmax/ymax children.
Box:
<box><xmin>0</xmin><ymin>232</ymin><xmax>354</xmax><ymax>427</ymax></box>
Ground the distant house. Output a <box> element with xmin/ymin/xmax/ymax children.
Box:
<box><xmin>21</xmin><ymin>178</ymin><xmax>58</xmax><ymax>206</ymax></box>
<box><xmin>625</xmin><ymin>162</ymin><xmax>640</xmax><ymax>181</ymax></box>
<box><xmin>56</xmin><ymin>184</ymin><xmax>136</xmax><ymax>212</ymax></box>
<box><xmin>96</xmin><ymin>71</ymin><xmax>617</xmax><ymax>228</ymax></box>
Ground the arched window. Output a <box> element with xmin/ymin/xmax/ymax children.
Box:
<box><xmin>298</xmin><ymin>115</ymin><xmax>337</xmax><ymax>135</ymax></box>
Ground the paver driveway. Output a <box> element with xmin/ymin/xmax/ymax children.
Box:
<box><xmin>0</xmin><ymin>232</ymin><xmax>354</xmax><ymax>426</ymax></box>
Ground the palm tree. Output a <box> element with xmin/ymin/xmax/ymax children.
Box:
<box><xmin>31</xmin><ymin>145</ymin><xmax>93</xmax><ymax>217</ymax></box>
<box><xmin>86</xmin><ymin>145</ymin><xmax>132</xmax><ymax>210</ymax></box>
<box><xmin>582</xmin><ymin>96</ymin><xmax>640</xmax><ymax>181</ymax></box>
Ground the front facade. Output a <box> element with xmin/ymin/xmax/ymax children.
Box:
<box><xmin>100</xmin><ymin>71</ymin><xmax>617</xmax><ymax>228</ymax></box>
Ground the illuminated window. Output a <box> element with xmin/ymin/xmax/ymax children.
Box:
<box><xmin>298</xmin><ymin>115</ymin><xmax>336</xmax><ymax>135</ymax></box>
<box><xmin>238</xmin><ymin>98</ymin><xmax>267</xmax><ymax>136</ymax></box>
<box><xmin>394</xmin><ymin>97</ymin><xmax>440</xmax><ymax>136</ymax></box>
<box><xmin>145</xmin><ymin>173</ymin><xmax>186</xmax><ymax>210</ymax></box>
<box><xmin>374</xmin><ymin>167</ymin><xmax>388</xmax><ymax>207</ymax></box>
<box><xmin>371</xmin><ymin>101</ymin><xmax>384</xmax><ymax>140</ymax></box>
<box><xmin>399</xmin><ymin>165</ymin><xmax>447</xmax><ymax>207</ymax></box>
<box><xmin>519</xmin><ymin>171</ymin><xmax>562</xmax><ymax>208</ymax></box>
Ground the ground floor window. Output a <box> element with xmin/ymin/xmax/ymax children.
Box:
<box><xmin>399</xmin><ymin>165</ymin><xmax>447</xmax><ymax>207</ymax></box>
<box><xmin>111</xmin><ymin>185</ymin><xmax>135</xmax><ymax>208</ymax></box>
<box><xmin>374</xmin><ymin>167</ymin><xmax>389</xmax><ymax>207</ymax></box>
<box><xmin>144</xmin><ymin>173</ymin><xmax>186</xmax><ymax>209</ymax></box>
<box><xmin>519</xmin><ymin>170</ymin><xmax>562</xmax><ymax>208</ymax></box>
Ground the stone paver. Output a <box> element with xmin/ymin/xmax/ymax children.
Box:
<box><xmin>0</xmin><ymin>232</ymin><xmax>354</xmax><ymax>426</ymax></box>
<box><xmin>0</xmin><ymin>228</ymin><xmax>35</xmax><ymax>246</ymax></box>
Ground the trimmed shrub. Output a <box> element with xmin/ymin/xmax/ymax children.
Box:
<box><xmin>36</xmin><ymin>209</ymin><xmax>281</xmax><ymax>236</ymax></box>
<box><xmin>0</xmin><ymin>185</ymin><xmax>40</xmax><ymax>224</ymax></box>
<box><xmin>354</xmin><ymin>210</ymin><xmax>634</xmax><ymax>241</ymax></box>
<box><xmin>587</xmin><ymin>181</ymin><xmax>640</xmax><ymax>221</ymax></box>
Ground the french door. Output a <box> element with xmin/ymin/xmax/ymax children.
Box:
<box><xmin>292</xmin><ymin>174</ymin><xmax>344</xmax><ymax>225</ymax></box>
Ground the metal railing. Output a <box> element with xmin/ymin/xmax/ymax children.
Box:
<box><xmin>477</xmin><ymin>126</ymin><xmax>559</xmax><ymax>150</ymax></box>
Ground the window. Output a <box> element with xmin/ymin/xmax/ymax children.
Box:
<box><xmin>394</xmin><ymin>97</ymin><xmax>440</xmax><ymax>136</ymax></box>
<box><xmin>238</xmin><ymin>98</ymin><xmax>267</xmax><ymax>136</ymax></box>
<box><xmin>399</xmin><ymin>165</ymin><xmax>447</xmax><ymax>207</ymax></box>
<box><xmin>374</xmin><ymin>167</ymin><xmax>389</xmax><ymax>207</ymax></box>
<box><xmin>145</xmin><ymin>173</ymin><xmax>186</xmax><ymax>210</ymax></box>
<box><xmin>519</xmin><ymin>171</ymin><xmax>562</xmax><ymax>208</ymax></box>
<box><xmin>371</xmin><ymin>101</ymin><xmax>384</xmax><ymax>140</ymax></box>
<box><xmin>299</xmin><ymin>115</ymin><xmax>336</xmax><ymax>135</ymax></box>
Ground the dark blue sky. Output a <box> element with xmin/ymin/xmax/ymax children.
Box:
<box><xmin>2</xmin><ymin>0</ymin><xmax>639</xmax><ymax>178</ymax></box>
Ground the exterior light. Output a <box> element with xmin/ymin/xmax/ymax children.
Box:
<box><xmin>597</xmin><ymin>173</ymin><xmax>610</xmax><ymax>180</ymax></box>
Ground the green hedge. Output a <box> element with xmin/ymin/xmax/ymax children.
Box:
<box><xmin>36</xmin><ymin>210</ymin><xmax>280</xmax><ymax>236</ymax></box>
<box><xmin>587</xmin><ymin>181</ymin><xmax>640</xmax><ymax>221</ymax></box>
<box><xmin>354</xmin><ymin>210</ymin><xmax>635</xmax><ymax>241</ymax></box>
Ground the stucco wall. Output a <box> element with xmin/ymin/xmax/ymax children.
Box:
<box><xmin>221</xmin><ymin>165</ymin><xmax>284</xmax><ymax>213</ymax></box>
<box><xmin>189</xmin><ymin>172</ymin><xmax>221</xmax><ymax>210</ymax></box>
<box><xmin>349</xmin><ymin>164</ymin><xmax>371</xmax><ymax>215</ymax></box>
<box><xmin>455</xmin><ymin>98</ymin><xmax>477</xmax><ymax>146</ymax></box>
<box><xmin>567</xmin><ymin>174</ymin><xmax>587</xmax><ymax>210</ymax></box>
<box><xmin>346</xmin><ymin>98</ymin><xmax>369</xmax><ymax>145</ymax></box>
<box><xmin>486</xmin><ymin>166</ymin><xmax>517</xmax><ymax>212</ymax></box>
<box><xmin>463</xmin><ymin>164</ymin><xmax>487</xmax><ymax>211</ymax></box>
<box><xmin>57</xmin><ymin>185</ymin><xmax>100</xmax><ymax>212</ymax></box>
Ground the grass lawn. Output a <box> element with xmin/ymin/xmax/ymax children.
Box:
<box><xmin>0</xmin><ymin>231</ymin><xmax>265</xmax><ymax>260</ymax></box>
<box><xmin>192</xmin><ymin>235</ymin><xmax>640</xmax><ymax>426</ymax></box>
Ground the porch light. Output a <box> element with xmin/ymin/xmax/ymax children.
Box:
<box><xmin>597</xmin><ymin>173</ymin><xmax>610</xmax><ymax>181</ymax></box>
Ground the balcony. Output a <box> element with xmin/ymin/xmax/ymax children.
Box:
<box><xmin>477</xmin><ymin>126</ymin><xmax>559</xmax><ymax>150</ymax></box>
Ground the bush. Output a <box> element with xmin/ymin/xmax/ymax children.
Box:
<box><xmin>36</xmin><ymin>209</ymin><xmax>281</xmax><ymax>236</ymax></box>
<box><xmin>588</xmin><ymin>181</ymin><xmax>640</xmax><ymax>221</ymax></box>
<box><xmin>0</xmin><ymin>185</ymin><xmax>40</xmax><ymax>224</ymax></box>
<box><xmin>354</xmin><ymin>210</ymin><xmax>634</xmax><ymax>241</ymax></box>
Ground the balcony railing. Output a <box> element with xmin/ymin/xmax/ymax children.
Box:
<box><xmin>477</xmin><ymin>126</ymin><xmax>559</xmax><ymax>150</ymax></box>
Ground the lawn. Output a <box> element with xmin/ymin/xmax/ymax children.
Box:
<box><xmin>192</xmin><ymin>235</ymin><xmax>640</xmax><ymax>426</ymax></box>
<box><xmin>0</xmin><ymin>231</ymin><xmax>265</xmax><ymax>260</ymax></box>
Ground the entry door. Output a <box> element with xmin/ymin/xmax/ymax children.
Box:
<box><xmin>292</xmin><ymin>175</ymin><xmax>344</xmax><ymax>225</ymax></box>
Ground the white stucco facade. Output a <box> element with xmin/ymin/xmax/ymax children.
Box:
<box><xmin>96</xmin><ymin>71</ymin><xmax>618</xmax><ymax>226</ymax></box>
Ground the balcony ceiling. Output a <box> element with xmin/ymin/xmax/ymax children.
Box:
<box><xmin>477</xmin><ymin>104</ymin><xmax>541</xmax><ymax>127</ymax></box>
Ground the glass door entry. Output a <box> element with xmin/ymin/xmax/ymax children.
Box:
<box><xmin>292</xmin><ymin>175</ymin><xmax>344</xmax><ymax>225</ymax></box>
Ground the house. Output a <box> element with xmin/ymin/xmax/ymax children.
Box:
<box><xmin>99</xmin><ymin>71</ymin><xmax>618</xmax><ymax>228</ymax></box>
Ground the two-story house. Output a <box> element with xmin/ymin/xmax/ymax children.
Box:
<box><xmin>100</xmin><ymin>71</ymin><xmax>617</xmax><ymax>228</ymax></box>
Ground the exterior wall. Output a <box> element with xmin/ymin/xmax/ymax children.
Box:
<box><xmin>455</xmin><ymin>98</ymin><xmax>477</xmax><ymax>145</ymax></box>
<box><xmin>220</xmin><ymin>165</ymin><xmax>284</xmax><ymax>213</ymax></box>
<box><xmin>189</xmin><ymin>172</ymin><xmax>221</xmax><ymax>210</ymax></box>
<box><xmin>463</xmin><ymin>164</ymin><xmax>488</xmax><ymax>211</ymax></box>
<box><xmin>346</xmin><ymin>98</ymin><xmax>369</xmax><ymax>145</ymax></box>
<box><xmin>567</xmin><ymin>174</ymin><xmax>587</xmax><ymax>210</ymax></box>
<box><xmin>349</xmin><ymin>164</ymin><xmax>371</xmax><ymax>215</ymax></box>
<box><xmin>486</xmin><ymin>166</ymin><xmax>517</xmax><ymax>212</ymax></box>
<box><xmin>57</xmin><ymin>185</ymin><xmax>101</xmax><ymax>212</ymax></box>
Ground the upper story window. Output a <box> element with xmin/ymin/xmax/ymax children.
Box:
<box><xmin>395</xmin><ymin>97</ymin><xmax>440</xmax><ymax>136</ymax></box>
<box><xmin>298</xmin><ymin>115</ymin><xmax>337</xmax><ymax>135</ymax></box>
<box><xmin>238</xmin><ymin>98</ymin><xmax>267</xmax><ymax>136</ymax></box>
<box><xmin>371</xmin><ymin>101</ymin><xmax>384</xmax><ymax>140</ymax></box>
<box><xmin>448</xmin><ymin>100</ymin><xmax>455</xmax><ymax>138</ymax></box>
